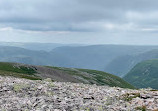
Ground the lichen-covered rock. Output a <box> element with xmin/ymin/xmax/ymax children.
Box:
<box><xmin>13</xmin><ymin>83</ymin><xmax>29</xmax><ymax>92</ymax></box>
<box><xmin>0</xmin><ymin>76</ymin><xmax>158</xmax><ymax>110</ymax></box>
<box><xmin>43</xmin><ymin>78</ymin><xmax>53</xmax><ymax>83</ymax></box>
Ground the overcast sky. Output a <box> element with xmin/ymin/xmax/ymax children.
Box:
<box><xmin>0</xmin><ymin>0</ymin><xmax>158</xmax><ymax>45</ymax></box>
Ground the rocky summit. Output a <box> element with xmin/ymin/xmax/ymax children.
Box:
<box><xmin>0</xmin><ymin>76</ymin><xmax>158</xmax><ymax>111</ymax></box>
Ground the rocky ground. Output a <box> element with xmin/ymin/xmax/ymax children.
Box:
<box><xmin>0</xmin><ymin>76</ymin><xmax>158</xmax><ymax>111</ymax></box>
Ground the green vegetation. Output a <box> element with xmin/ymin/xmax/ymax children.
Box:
<box><xmin>78</xmin><ymin>69</ymin><xmax>135</xmax><ymax>88</ymax></box>
<box><xmin>121</xmin><ymin>93</ymin><xmax>140</xmax><ymax>101</ymax></box>
<box><xmin>135</xmin><ymin>106</ymin><xmax>147</xmax><ymax>111</ymax></box>
<box><xmin>0</xmin><ymin>70</ymin><xmax>41</xmax><ymax>80</ymax></box>
<box><xmin>44</xmin><ymin>78</ymin><xmax>53</xmax><ymax>82</ymax></box>
<box><xmin>48</xmin><ymin>66</ymin><xmax>135</xmax><ymax>89</ymax></box>
<box><xmin>124</xmin><ymin>59</ymin><xmax>158</xmax><ymax>89</ymax></box>
<box><xmin>0</xmin><ymin>62</ymin><xmax>134</xmax><ymax>89</ymax></box>
<box><xmin>0</xmin><ymin>62</ymin><xmax>41</xmax><ymax>80</ymax></box>
<box><xmin>150</xmin><ymin>89</ymin><xmax>158</xmax><ymax>91</ymax></box>
<box><xmin>0</xmin><ymin>62</ymin><xmax>36</xmax><ymax>75</ymax></box>
<box><xmin>13</xmin><ymin>83</ymin><xmax>29</xmax><ymax>92</ymax></box>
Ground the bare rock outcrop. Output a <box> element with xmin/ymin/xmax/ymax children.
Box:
<box><xmin>0</xmin><ymin>76</ymin><xmax>158</xmax><ymax>111</ymax></box>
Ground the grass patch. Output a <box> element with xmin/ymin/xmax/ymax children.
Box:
<box><xmin>121</xmin><ymin>93</ymin><xmax>140</xmax><ymax>101</ymax></box>
<box><xmin>135</xmin><ymin>105</ymin><xmax>147</xmax><ymax>111</ymax></box>
<box><xmin>0</xmin><ymin>62</ymin><xmax>36</xmax><ymax>75</ymax></box>
<box><xmin>0</xmin><ymin>70</ymin><xmax>41</xmax><ymax>80</ymax></box>
<box><xmin>0</xmin><ymin>62</ymin><xmax>41</xmax><ymax>80</ymax></box>
<box><xmin>150</xmin><ymin>89</ymin><xmax>158</xmax><ymax>91</ymax></box>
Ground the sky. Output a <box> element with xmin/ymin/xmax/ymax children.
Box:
<box><xmin>0</xmin><ymin>0</ymin><xmax>158</xmax><ymax>45</ymax></box>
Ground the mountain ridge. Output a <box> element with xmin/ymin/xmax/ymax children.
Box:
<box><xmin>123</xmin><ymin>59</ymin><xmax>158</xmax><ymax>89</ymax></box>
<box><xmin>105</xmin><ymin>49</ymin><xmax>158</xmax><ymax>77</ymax></box>
<box><xmin>1</xmin><ymin>45</ymin><xmax>158</xmax><ymax>77</ymax></box>
<box><xmin>0</xmin><ymin>62</ymin><xmax>134</xmax><ymax>89</ymax></box>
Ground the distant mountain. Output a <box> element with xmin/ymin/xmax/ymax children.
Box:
<box><xmin>0</xmin><ymin>46</ymin><xmax>53</xmax><ymax>65</ymax></box>
<box><xmin>105</xmin><ymin>49</ymin><xmax>158</xmax><ymax>77</ymax></box>
<box><xmin>1</xmin><ymin>45</ymin><xmax>158</xmax><ymax>75</ymax></box>
<box><xmin>123</xmin><ymin>59</ymin><xmax>158</xmax><ymax>89</ymax></box>
<box><xmin>50</xmin><ymin>45</ymin><xmax>158</xmax><ymax>71</ymax></box>
<box><xmin>0</xmin><ymin>62</ymin><xmax>134</xmax><ymax>89</ymax></box>
<box><xmin>0</xmin><ymin>42</ymin><xmax>84</xmax><ymax>51</ymax></box>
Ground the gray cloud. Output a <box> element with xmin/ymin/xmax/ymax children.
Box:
<box><xmin>1</xmin><ymin>0</ymin><xmax>158</xmax><ymax>45</ymax></box>
<box><xmin>1</xmin><ymin>0</ymin><xmax>158</xmax><ymax>32</ymax></box>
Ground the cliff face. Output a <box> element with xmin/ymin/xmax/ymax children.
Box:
<box><xmin>0</xmin><ymin>76</ymin><xmax>158</xmax><ymax>111</ymax></box>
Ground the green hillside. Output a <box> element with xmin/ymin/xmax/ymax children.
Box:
<box><xmin>0</xmin><ymin>62</ymin><xmax>134</xmax><ymax>89</ymax></box>
<box><xmin>105</xmin><ymin>49</ymin><xmax>158</xmax><ymax>77</ymax></box>
<box><xmin>0</xmin><ymin>62</ymin><xmax>41</xmax><ymax>80</ymax></box>
<box><xmin>48</xmin><ymin>66</ymin><xmax>135</xmax><ymax>89</ymax></box>
<box><xmin>124</xmin><ymin>59</ymin><xmax>158</xmax><ymax>89</ymax></box>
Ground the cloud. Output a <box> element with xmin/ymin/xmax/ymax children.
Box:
<box><xmin>1</xmin><ymin>0</ymin><xmax>158</xmax><ymax>45</ymax></box>
<box><xmin>0</xmin><ymin>0</ymin><xmax>158</xmax><ymax>32</ymax></box>
<box><xmin>0</xmin><ymin>27</ymin><xmax>13</xmax><ymax>31</ymax></box>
